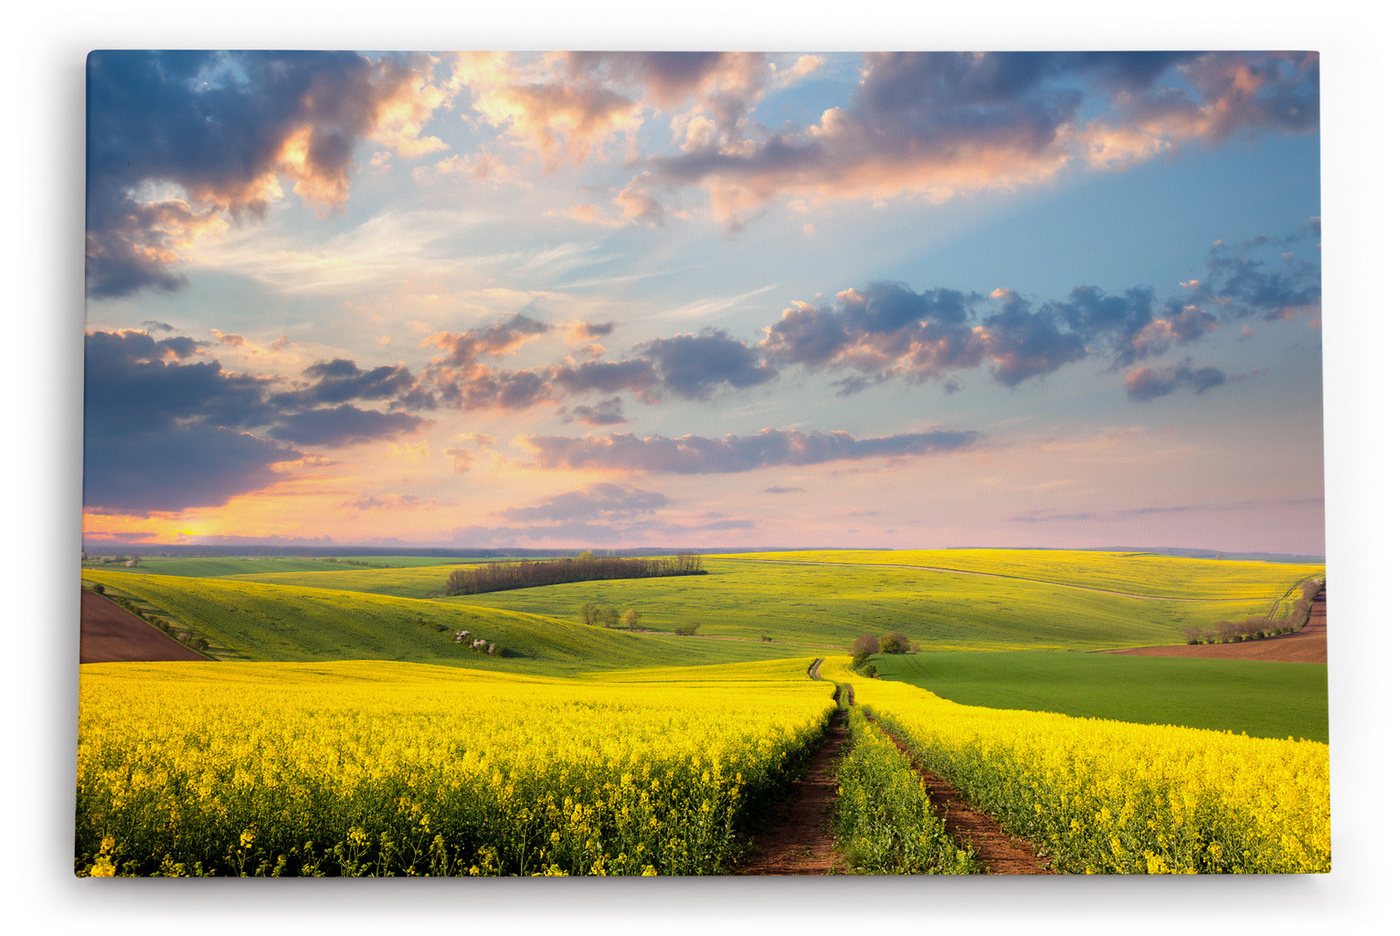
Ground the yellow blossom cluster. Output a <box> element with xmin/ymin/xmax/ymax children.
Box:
<box><xmin>75</xmin><ymin>660</ymin><xmax>833</xmax><ymax>876</ymax></box>
<box><xmin>829</xmin><ymin>660</ymin><xmax>1330</xmax><ymax>873</ymax></box>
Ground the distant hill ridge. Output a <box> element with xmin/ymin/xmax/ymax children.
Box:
<box><xmin>82</xmin><ymin>544</ymin><xmax>1322</xmax><ymax>563</ymax></box>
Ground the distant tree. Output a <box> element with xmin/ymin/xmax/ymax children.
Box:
<box><xmin>622</xmin><ymin>608</ymin><xmax>639</xmax><ymax>630</ymax></box>
<box><xmin>445</xmin><ymin>569</ymin><xmax>472</xmax><ymax>595</ymax></box>
<box><xmin>674</xmin><ymin>621</ymin><xmax>700</xmax><ymax>636</ymax></box>
<box><xmin>576</xmin><ymin>550</ymin><xmax>595</xmax><ymax>562</ymax></box>
<box><xmin>878</xmin><ymin>631</ymin><xmax>912</xmax><ymax>654</ymax></box>
<box><xmin>580</xmin><ymin>602</ymin><xmax>599</xmax><ymax>626</ymax></box>
<box><xmin>597</xmin><ymin>605</ymin><xmax>620</xmax><ymax>628</ymax></box>
<box><xmin>851</xmin><ymin>633</ymin><xmax>879</xmax><ymax>666</ymax></box>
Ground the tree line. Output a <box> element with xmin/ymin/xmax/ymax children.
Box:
<box><xmin>1184</xmin><ymin>579</ymin><xmax>1323</xmax><ymax>645</ymax></box>
<box><xmin>444</xmin><ymin>552</ymin><xmax>705</xmax><ymax>596</ymax></box>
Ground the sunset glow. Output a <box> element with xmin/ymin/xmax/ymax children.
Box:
<box><xmin>84</xmin><ymin>51</ymin><xmax>1323</xmax><ymax>554</ymax></box>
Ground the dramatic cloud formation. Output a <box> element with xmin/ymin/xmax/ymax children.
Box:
<box><xmin>403</xmin><ymin>229</ymin><xmax>1317</xmax><ymax>419</ymax></box>
<box><xmin>450</xmin><ymin>51</ymin><xmax>775</xmax><ymax>179</ymax></box>
<box><xmin>760</xmin><ymin>230</ymin><xmax>1317</xmax><ymax>398</ymax></box>
<box><xmin>1122</xmin><ymin>362</ymin><xmax>1228</xmax><ymax>401</ymax></box>
<box><xmin>552</xmin><ymin>359</ymin><xmax>658</xmax><ymax>398</ymax></box>
<box><xmin>566</xmin><ymin>397</ymin><xmax>628</xmax><ymax>426</ymax></box>
<box><xmin>266</xmin><ymin>405</ymin><xmax>426</xmax><ymax>447</ymax></box>
<box><xmin>84</xmin><ymin>331</ymin><xmax>298</xmax><ymax>513</ymax></box>
<box><xmin>273</xmin><ymin>359</ymin><xmax>417</xmax><ymax>407</ymax></box>
<box><xmin>422</xmin><ymin>317</ymin><xmax>773</xmax><ymax>410</ymax></box>
<box><xmin>84</xmin><ymin>330</ymin><xmax>430</xmax><ymax>513</ymax></box>
<box><xmin>638</xmin><ymin>330</ymin><xmax>777</xmax><ymax>399</ymax></box>
<box><xmin>642</xmin><ymin>51</ymin><xmax>1318</xmax><ymax>227</ymax></box>
<box><xmin>86</xmin><ymin>50</ymin><xmax>446</xmax><ymax>297</ymax></box>
<box><xmin>521</xmin><ymin>427</ymin><xmax>980</xmax><ymax>474</ymax></box>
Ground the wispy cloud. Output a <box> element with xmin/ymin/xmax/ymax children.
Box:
<box><xmin>520</xmin><ymin>427</ymin><xmax>981</xmax><ymax>474</ymax></box>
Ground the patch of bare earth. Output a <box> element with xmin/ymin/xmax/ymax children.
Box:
<box><xmin>741</xmin><ymin>709</ymin><xmax>848</xmax><ymax>875</ymax></box>
<box><xmin>79</xmin><ymin>589</ymin><xmax>206</xmax><ymax>663</ymax></box>
<box><xmin>864</xmin><ymin>711</ymin><xmax>1051</xmax><ymax>875</ymax></box>
<box><xmin>1110</xmin><ymin>587</ymin><xmax>1327</xmax><ymax>664</ymax></box>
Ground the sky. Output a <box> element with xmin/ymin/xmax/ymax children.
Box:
<box><xmin>81</xmin><ymin>50</ymin><xmax>1324</xmax><ymax>554</ymax></box>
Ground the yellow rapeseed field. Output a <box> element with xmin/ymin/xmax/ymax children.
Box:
<box><xmin>76</xmin><ymin>660</ymin><xmax>834</xmax><ymax>876</ymax></box>
<box><xmin>829</xmin><ymin>660</ymin><xmax>1330</xmax><ymax>873</ymax></box>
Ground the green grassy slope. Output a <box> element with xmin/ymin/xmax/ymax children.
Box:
<box><xmin>80</xmin><ymin>570</ymin><xmax>791</xmax><ymax>674</ymax></box>
<box><xmin>872</xmin><ymin>651</ymin><xmax>1329</xmax><ymax>742</ymax></box>
<box><xmin>731</xmin><ymin>549</ymin><xmax>1321</xmax><ymax>599</ymax></box>
<box><xmin>449</xmin><ymin>557</ymin><xmax>1292</xmax><ymax>651</ymax></box>
<box><xmin>225</xmin><ymin>550</ymin><xmax>1312</xmax><ymax>651</ymax></box>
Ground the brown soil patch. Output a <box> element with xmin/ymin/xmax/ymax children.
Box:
<box><xmin>741</xmin><ymin>713</ymin><xmax>847</xmax><ymax>875</ymax></box>
<box><xmin>865</xmin><ymin>712</ymin><xmax>1051</xmax><ymax>875</ymax></box>
<box><xmin>79</xmin><ymin>589</ymin><xmax>206</xmax><ymax>663</ymax></box>
<box><xmin>1110</xmin><ymin>588</ymin><xmax>1327</xmax><ymax>664</ymax></box>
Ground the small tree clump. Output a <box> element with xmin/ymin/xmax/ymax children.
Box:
<box><xmin>878</xmin><ymin>631</ymin><xmax>912</xmax><ymax>654</ymax></box>
<box><xmin>674</xmin><ymin>622</ymin><xmax>700</xmax><ymax>636</ymax></box>
<box><xmin>622</xmin><ymin>608</ymin><xmax>639</xmax><ymax>630</ymax></box>
<box><xmin>851</xmin><ymin>633</ymin><xmax>880</xmax><ymax>666</ymax></box>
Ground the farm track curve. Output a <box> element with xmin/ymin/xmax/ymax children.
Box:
<box><xmin>739</xmin><ymin>558</ymin><xmax>1250</xmax><ymax>602</ymax></box>
<box><xmin>741</xmin><ymin>661</ymin><xmax>846</xmax><ymax>874</ymax></box>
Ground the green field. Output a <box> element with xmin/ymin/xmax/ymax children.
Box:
<box><xmin>222</xmin><ymin>552</ymin><xmax>1310</xmax><ymax>651</ymax></box>
<box><xmin>871</xmin><ymin>650</ymin><xmax>1328</xmax><ymax>741</ymax></box>
<box><xmin>80</xmin><ymin>570</ymin><xmax>791</xmax><ymax>674</ymax></box>
<box><xmin>735</xmin><ymin>549</ymin><xmax>1319</xmax><ymax>599</ymax></box>
<box><xmin>78</xmin><ymin>547</ymin><xmax>1331</xmax><ymax>875</ymax></box>
<box><xmin>82</xmin><ymin>548</ymin><xmax>1325</xmax><ymax>739</ymax></box>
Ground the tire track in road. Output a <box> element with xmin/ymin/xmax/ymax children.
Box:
<box><xmin>742</xmin><ymin>660</ymin><xmax>846</xmax><ymax>875</ymax></box>
<box><xmin>860</xmin><ymin>707</ymin><xmax>1051</xmax><ymax>875</ymax></box>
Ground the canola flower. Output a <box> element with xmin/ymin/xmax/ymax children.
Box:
<box><xmin>831</xmin><ymin>705</ymin><xmax>976</xmax><ymax>874</ymax></box>
<box><xmin>828</xmin><ymin>660</ymin><xmax>1330</xmax><ymax>874</ymax></box>
<box><xmin>76</xmin><ymin>660</ymin><xmax>833</xmax><ymax>877</ymax></box>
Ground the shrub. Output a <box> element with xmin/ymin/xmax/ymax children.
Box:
<box><xmin>851</xmin><ymin>634</ymin><xmax>880</xmax><ymax>666</ymax></box>
<box><xmin>92</xmin><ymin>584</ymin><xmax>105</xmax><ymax>595</ymax></box>
<box><xmin>878</xmin><ymin>632</ymin><xmax>912</xmax><ymax>655</ymax></box>
<box><xmin>674</xmin><ymin>622</ymin><xmax>700</xmax><ymax>636</ymax></box>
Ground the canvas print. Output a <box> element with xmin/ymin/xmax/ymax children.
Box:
<box><xmin>78</xmin><ymin>51</ymin><xmax>1326</xmax><ymax>877</ymax></box>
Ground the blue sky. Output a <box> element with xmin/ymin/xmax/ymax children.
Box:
<box><xmin>82</xmin><ymin>50</ymin><xmax>1324</xmax><ymax>553</ymax></box>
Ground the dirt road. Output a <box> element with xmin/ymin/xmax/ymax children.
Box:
<box><xmin>79</xmin><ymin>589</ymin><xmax>206</xmax><ymax>663</ymax></box>
<box><xmin>741</xmin><ymin>708</ymin><xmax>849</xmax><ymax>875</ymax></box>
<box><xmin>864</xmin><ymin>712</ymin><xmax>1051</xmax><ymax>874</ymax></box>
